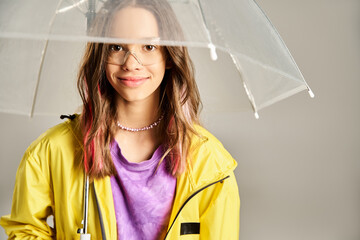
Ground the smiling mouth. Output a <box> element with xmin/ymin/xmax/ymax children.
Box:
<box><xmin>119</xmin><ymin>77</ymin><xmax>148</xmax><ymax>81</ymax></box>
<box><xmin>118</xmin><ymin>77</ymin><xmax>149</xmax><ymax>87</ymax></box>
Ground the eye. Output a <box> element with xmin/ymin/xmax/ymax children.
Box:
<box><xmin>109</xmin><ymin>44</ymin><xmax>123</xmax><ymax>52</ymax></box>
<box><xmin>143</xmin><ymin>45</ymin><xmax>157</xmax><ymax>52</ymax></box>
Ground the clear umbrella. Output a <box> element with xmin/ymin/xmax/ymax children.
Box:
<box><xmin>0</xmin><ymin>0</ymin><xmax>313</xmax><ymax>118</ymax></box>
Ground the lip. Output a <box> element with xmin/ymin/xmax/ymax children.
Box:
<box><xmin>117</xmin><ymin>76</ymin><xmax>149</xmax><ymax>87</ymax></box>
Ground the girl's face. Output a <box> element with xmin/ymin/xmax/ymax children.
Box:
<box><xmin>105</xmin><ymin>7</ymin><xmax>166</xmax><ymax>104</ymax></box>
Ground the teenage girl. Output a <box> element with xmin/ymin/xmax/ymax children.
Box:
<box><xmin>1</xmin><ymin>0</ymin><xmax>240</xmax><ymax>239</ymax></box>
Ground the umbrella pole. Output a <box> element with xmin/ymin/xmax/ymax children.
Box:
<box><xmin>77</xmin><ymin>174</ymin><xmax>91</xmax><ymax>239</ymax></box>
<box><xmin>86</xmin><ymin>0</ymin><xmax>96</xmax><ymax>34</ymax></box>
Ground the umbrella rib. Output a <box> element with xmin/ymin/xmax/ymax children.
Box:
<box><xmin>30</xmin><ymin>40</ymin><xmax>50</xmax><ymax>117</ymax></box>
<box><xmin>252</xmin><ymin>0</ymin><xmax>314</xmax><ymax>98</ymax></box>
<box><xmin>57</xmin><ymin>0</ymin><xmax>87</xmax><ymax>13</ymax></box>
<box><xmin>30</xmin><ymin>0</ymin><xmax>65</xmax><ymax>117</ymax></box>
<box><xmin>195</xmin><ymin>0</ymin><xmax>218</xmax><ymax>60</ymax></box>
<box><xmin>228</xmin><ymin>53</ymin><xmax>259</xmax><ymax>119</ymax></box>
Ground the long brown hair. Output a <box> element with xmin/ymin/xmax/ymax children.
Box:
<box><xmin>77</xmin><ymin>0</ymin><xmax>202</xmax><ymax>179</ymax></box>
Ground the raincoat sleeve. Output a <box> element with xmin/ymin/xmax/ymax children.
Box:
<box><xmin>201</xmin><ymin>171</ymin><xmax>240</xmax><ymax>239</ymax></box>
<box><xmin>0</xmin><ymin>141</ymin><xmax>55</xmax><ymax>239</ymax></box>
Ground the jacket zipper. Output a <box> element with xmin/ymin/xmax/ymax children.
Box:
<box><xmin>163</xmin><ymin>175</ymin><xmax>230</xmax><ymax>239</ymax></box>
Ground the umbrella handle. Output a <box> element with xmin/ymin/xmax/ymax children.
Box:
<box><xmin>80</xmin><ymin>234</ymin><xmax>91</xmax><ymax>240</ymax></box>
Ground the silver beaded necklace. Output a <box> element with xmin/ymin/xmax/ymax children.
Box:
<box><xmin>116</xmin><ymin>114</ymin><xmax>164</xmax><ymax>132</ymax></box>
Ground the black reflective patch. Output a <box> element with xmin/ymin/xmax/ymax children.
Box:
<box><xmin>180</xmin><ymin>222</ymin><xmax>200</xmax><ymax>235</ymax></box>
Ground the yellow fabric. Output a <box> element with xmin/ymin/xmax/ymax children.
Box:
<box><xmin>1</xmin><ymin>117</ymin><xmax>240</xmax><ymax>239</ymax></box>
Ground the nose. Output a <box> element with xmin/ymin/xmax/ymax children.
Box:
<box><xmin>121</xmin><ymin>51</ymin><xmax>142</xmax><ymax>71</ymax></box>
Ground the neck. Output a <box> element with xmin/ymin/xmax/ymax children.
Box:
<box><xmin>115</xmin><ymin>95</ymin><xmax>161</xmax><ymax>129</ymax></box>
<box><xmin>113</xmin><ymin>93</ymin><xmax>163</xmax><ymax>162</ymax></box>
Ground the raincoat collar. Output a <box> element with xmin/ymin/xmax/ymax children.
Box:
<box><xmin>64</xmin><ymin>114</ymin><xmax>237</xmax><ymax>188</ymax></box>
<box><xmin>184</xmin><ymin>125</ymin><xmax>237</xmax><ymax>190</ymax></box>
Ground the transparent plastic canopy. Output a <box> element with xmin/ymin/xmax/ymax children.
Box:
<box><xmin>0</xmin><ymin>0</ymin><xmax>313</xmax><ymax>117</ymax></box>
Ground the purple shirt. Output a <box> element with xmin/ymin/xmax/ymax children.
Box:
<box><xmin>110</xmin><ymin>141</ymin><xmax>176</xmax><ymax>240</ymax></box>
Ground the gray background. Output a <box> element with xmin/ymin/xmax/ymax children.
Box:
<box><xmin>0</xmin><ymin>0</ymin><xmax>359</xmax><ymax>239</ymax></box>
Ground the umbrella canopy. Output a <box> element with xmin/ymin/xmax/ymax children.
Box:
<box><xmin>0</xmin><ymin>0</ymin><xmax>313</xmax><ymax>118</ymax></box>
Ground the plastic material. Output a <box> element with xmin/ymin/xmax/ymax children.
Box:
<box><xmin>208</xmin><ymin>43</ymin><xmax>218</xmax><ymax>61</ymax></box>
<box><xmin>308</xmin><ymin>89</ymin><xmax>315</xmax><ymax>98</ymax></box>
<box><xmin>0</xmin><ymin>0</ymin><xmax>312</xmax><ymax>116</ymax></box>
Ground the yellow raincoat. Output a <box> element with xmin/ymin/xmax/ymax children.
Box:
<box><xmin>1</xmin><ymin>116</ymin><xmax>240</xmax><ymax>239</ymax></box>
